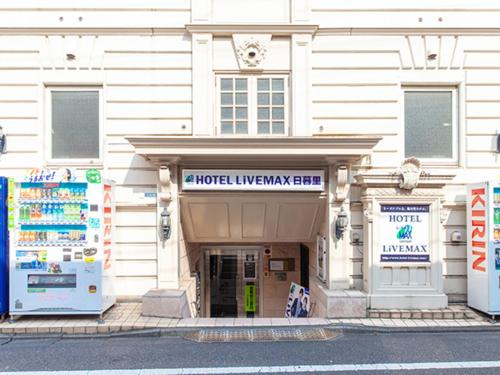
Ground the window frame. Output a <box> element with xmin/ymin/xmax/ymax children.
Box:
<box><xmin>44</xmin><ymin>86</ymin><xmax>104</xmax><ymax>166</ymax></box>
<box><xmin>215</xmin><ymin>74</ymin><xmax>289</xmax><ymax>137</ymax></box>
<box><xmin>402</xmin><ymin>86</ymin><xmax>459</xmax><ymax>165</ymax></box>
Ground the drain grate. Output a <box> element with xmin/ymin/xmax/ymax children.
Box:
<box><xmin>184</xmin><ymin>328</ymin><xmax>340</xmax><ymax>342</ymax></box>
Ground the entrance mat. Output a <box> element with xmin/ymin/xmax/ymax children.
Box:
<box><xmin>184</xmin><ymin>328</ymin><xmax>341</xmax><ymax>342</ymax></box>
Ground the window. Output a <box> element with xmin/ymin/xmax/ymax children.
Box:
<box><xmin>404</xmin><ymin>88</ymin><xmax>458</xmax><ymax>162</ymax></box>
<box><xmin>47</xmin><ymin>88</ymin><xmax>101</xmax><ymax>161</ymax></box>
<box><xmin>218</xmin><ymin>76</ymin><xmax>287</xmax><ymax>136</ymax></box>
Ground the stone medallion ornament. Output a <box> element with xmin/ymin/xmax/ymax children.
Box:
<box><xmin>398</xmin><ymin>157</ymin><xmax>422</xmax><ymax>190</ymax></box>
<box><xmin>232</xmin><ymin>34</ymin><xmax>271</xmax><ymax>71</ymax></box>
<box><xmin>237</xmin><ymin>39</ymin><xmax>266</xmax><ymax>68</ymax></box>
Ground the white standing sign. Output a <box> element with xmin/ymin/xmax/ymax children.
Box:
<box><xmin>380</xmin><ymin>204</ymin><xmax>430</xmax><ymax>262</ymax></box>
<box><xmin>182</xmin><ymin>170</ymin><xmax>324</xmax><ymax>192</ymax></box>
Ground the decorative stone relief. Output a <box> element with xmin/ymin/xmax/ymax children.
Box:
<box><xmin>440</xmin><ymin>206</ymin><xmax>451</xmax><ymax>224</ymax></box>
<box><xmin>232</xmin><ymin>34</ymin><xmax>271</xmax><ymax>71</ymax></box>
<box><xmin>335</xmin><ymin>165</ymin><xmax>349</xmax><ymax>201</ymax></box>
<box><xmin>159</xmin><ymin>165</ymin><xmax>172</xmax><ymax>202</ymax></box>
<box><xmin>363</xmin><ymin>201</ymin><xmax>374</xmax><ymax>222</ymax></box>
<box><xmin>397</xmin><ymin>157</ymin><xmax>422</xmax><ymax>190</ymax></box>
<box><xmin>363</xmin><ymin>187</ymin><xmax>444</xmax><ymax>198</ymax></box>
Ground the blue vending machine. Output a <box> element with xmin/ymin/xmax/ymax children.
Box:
<box><xmin>0</xmin><ymin>177</ymin><xmax>8</xmax><ymax>319</ymax></box>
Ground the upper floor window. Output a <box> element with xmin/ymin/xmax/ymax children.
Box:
<box><xmin>404</xmin><ymin>88</ymin><xmax>458</xmax><ymax>163</ymax></box>
<box><xmin>218</xmin><ymin>76</ymin><xmax>287</xmax><ymax>136</ymax></box>
<box><xmin>46</xmin><ymin>88</ymin><xmax>102</xmax><ymax>161</ymax></box>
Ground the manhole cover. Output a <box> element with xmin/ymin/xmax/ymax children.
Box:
<box><xmin>184</xmin><ymin>328</ymin><xmax>340</xmax><ymax>342</ymax></box>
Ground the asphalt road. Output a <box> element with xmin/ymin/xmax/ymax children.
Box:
<box><xmin>1</xmin><ymin>329</ymin><xmax>500</xmax><ymax>374</ymax></box>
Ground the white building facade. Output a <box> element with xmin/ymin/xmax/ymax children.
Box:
<box><xmin>0</xmin><ymin>0</ymin><xmax>499</xmax><ymax>318</ymax></box>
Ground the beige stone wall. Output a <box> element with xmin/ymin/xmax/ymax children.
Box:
<box><xmin>263</xmin><ymin>243</ymin><xmax>301</xmax><ymax>317</ymax></box>
<box><xmin>179</xmin><ymin>239</ymin><xmax>201</xmax><ymax>317</ymax></box>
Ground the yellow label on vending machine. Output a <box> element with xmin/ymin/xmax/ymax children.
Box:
<box><xmin>7</xmin><ymin>178</ymin><xmax>15</xmax><ymax>230</ymax></box>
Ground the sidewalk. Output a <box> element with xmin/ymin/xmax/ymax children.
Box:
<box><xmin>0</xmin><ymin>302</ymin><xmax>497</xmax><ymax>336</ymax></box>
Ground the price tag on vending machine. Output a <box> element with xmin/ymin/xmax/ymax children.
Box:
<box><xmin>7</xmin><ymin>177</ymin><xmax>15</xmax><ymax>230</ymax></box>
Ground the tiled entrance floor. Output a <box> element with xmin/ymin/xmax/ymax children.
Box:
<box><xmin>0</xmin><ymin>302</ymin><xmax>495</xmax><ymax>335</ymax></box>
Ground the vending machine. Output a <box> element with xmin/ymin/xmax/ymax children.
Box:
<box><xmin>466</xmin><ymin>181</ymin><xmax>500</xmax><ymax>318</ymax></box>
<box><xmin>0</xmin><ymin>177</ymin><xmax>9</xmax><ymax>319</ymax></box>
<box><xmin>9</xmin><ymin>168</ymin><xmax>116</xmax><ymax>317</ymax></box>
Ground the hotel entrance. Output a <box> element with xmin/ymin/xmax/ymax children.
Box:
<box><xmin>204</xmin><ymin>247</ymin><xmax>262</xmax><ymax>318</ymax></box>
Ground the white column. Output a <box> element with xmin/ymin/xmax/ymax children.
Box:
<box><xmin>157</xmin><ymin>164</ymin><xmax>180</xmax><ymax>290</ymax></box>
<box><xmin>192</xmin><ymin>33</ymin><xmax>214</xmax><ymax>136</ymax></box>
<box><xmin>291</xmin><ymin>0</ymin><xmax>309</xmax><ymax>23</ymax></box>
<box><xmin>327</xmin><ymin>164</ymin><xmax>352</xmax><ymax>290</ymax></box>
<box><xmin>291</xmin><ymin>33</ymin><xmax>312</xmax><ymax>136</ymax></box>
<box><xmin>191</xmin><ymin>0</ymin><xmax>211</xmax><ymax>23</ymax></box>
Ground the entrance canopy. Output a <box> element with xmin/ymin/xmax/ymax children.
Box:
<box><xmin>126</xmin><ymin>135</ymin><xmax>382</xmax><ymax>242</ymax></box>
<box><xmin>125</xmin><ymin>136</ymin><xmax>382</xmax><ymax>166</ymax></box>
<box><xmin>180</xmin><ymin>192</ymin><xmax>325</xmax><ymax>243</ymax></box>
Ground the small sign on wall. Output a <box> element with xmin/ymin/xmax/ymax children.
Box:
<box><xmin>268</xmin><ymin>258</ymin><xmax>295</xmax><ymax>272</ymax></box>
<box><xmin>380</xmin><ymin>205</ymin><xmax>430</xmax><ymax>262</ymax></box>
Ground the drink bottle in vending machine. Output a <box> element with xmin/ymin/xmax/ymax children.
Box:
<box><xmin>9</xmin><ymin>168</ymin><xmax>116</xmax><ymax>317</ymax></box>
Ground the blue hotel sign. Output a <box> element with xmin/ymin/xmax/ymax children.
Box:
<box><xmin>181</xmin><ymin>169</ymin><xmax>325</xmax><ymax>192</ymax></box>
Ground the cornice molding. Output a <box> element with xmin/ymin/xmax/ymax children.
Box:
<box><xmin>126</xmin><ymin>136</ymin><xmax>381</xmax><ymax>165</ymax></box>
<box><xmin>186</xmin><ymin>24</ymin><xmax>318</xmax><ymax>36</ymax></box>
<box><xmin>1</xmin><ymin>26</ymin><xmax>500</xmax><ymax>37</ymax></box>
<box><xmin>0</xmin><ymin>27</ymin><xmax>187</xmax><ymax>35</ymax></box>
<box><xmin>355</xmin><ymin>171</ymin><xmax>456</xmax><ymax>189</ymax></box>
<box><xmin>317</xmin><ymin>27</ymin><xmax>500</xmax><ymax>36</ymax></box>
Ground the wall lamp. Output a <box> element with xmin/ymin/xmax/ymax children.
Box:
<box><xmin>335</xmin><ymin>207</ymin><xmax>349</xmax><ymax>240</ymax></box>
<box><xmin>0</xmin><ymin>126</ymin><xmax>6</xmax><ymax>154</ymax></box>
<box><xmin>160</xmin><ymin>207</ymin><xmax>171</xmax><ymax>241</ymax></box>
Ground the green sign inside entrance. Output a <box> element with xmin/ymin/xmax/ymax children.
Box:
<box><xmin>244</xmin><ymin>284</ymin><xmax>256</xmax><ymax>313</ymax></box>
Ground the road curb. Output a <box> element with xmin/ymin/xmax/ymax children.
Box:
<box><xmin>1</xmin><ymin>322</ymin><xmax>500</xmax><ymax>340</ymax></box>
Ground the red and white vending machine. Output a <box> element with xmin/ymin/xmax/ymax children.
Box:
<box><xmin>9</xmin><ymin>168</ymin><xmax>115</xmax><ymax>317</ymax></box>
<box><xmin>466</xmin><ymin>181</ymin><xmax>500</xmax><ymax>318</ymax></box>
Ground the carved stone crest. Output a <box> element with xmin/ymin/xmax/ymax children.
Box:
<box><xmin>232</xmin><ymin>34</ymin><xmax>271</xmax><ymax>71</ymax></box>
<box><xmin>398</xmin><ymin>157</ymin><xmax>422</xmax><ymax>190</ymax></box>
<box><xmin>237</xmin><ymin>39</ymin><xmax>266</xmax><ymax>68</ymax></box>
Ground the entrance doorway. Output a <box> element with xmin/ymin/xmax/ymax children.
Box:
<box><xmin>204</xmin><ymin>247</ymin><xmax>262</xmax><ymax>318</ymax></box>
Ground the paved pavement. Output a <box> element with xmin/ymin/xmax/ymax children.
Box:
<box><xmin>0</xmin><ymin>302</ymin><xmax>497</xmax><ymax>336</ymax></box>
<box><xmin>2</xmin><ymin>331</ymin><xmax>500</xmax><ymax>374</ymax></box>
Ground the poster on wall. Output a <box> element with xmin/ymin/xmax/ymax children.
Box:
<box><xmin>316</xmin><ymin>235</ymin><xmax>327</xmax><ymax>282</ymax></box>
<box><xmin>380</xmin><ymin>204</ymin><xmax>430</xmax><ymax>262</ymax></box>
<box><xmin>284</xmin><ymin>282</ymin><xmax>311</xmax><ymax>318</ymax></box>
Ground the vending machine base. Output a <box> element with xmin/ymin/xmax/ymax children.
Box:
<box><xmin>9</xmin><ymin>302</ymin><xmax>115</xmax><ymax>322</ymax></box>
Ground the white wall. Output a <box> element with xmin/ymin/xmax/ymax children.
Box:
<box><xmin>0</xmin><ymin>1</ymin><xmax>499</xmax><ymax>302</ymax></box>
<box><xmin>0</xmin><ymin>32</ymin><xmax>192</xmax><ymax>297</ymax></box>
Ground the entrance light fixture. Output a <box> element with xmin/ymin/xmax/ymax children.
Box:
<box><xmin>0</xmin><ymin>126</ymin><xmax>6</xmax><ymax>154</ymax></box>
<box><xmin>160</xmin><ymin>207</ymin><xmax>171</xmax><ymax>241</ymax></box>
<box><xmin>335</xmin><ymin>207</ymin><xmax>349</xmax><ymax>240</ymax></box>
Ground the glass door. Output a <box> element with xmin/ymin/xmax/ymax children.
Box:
<box><xmin>209</xmin><ymin>254</ymin><xmax>237</xmax><ymax>317</ymax></box>
<box><xmin>204</xmin><ymin>248</ymin><xmax>261</xmax><ymax>318</ymax></box>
